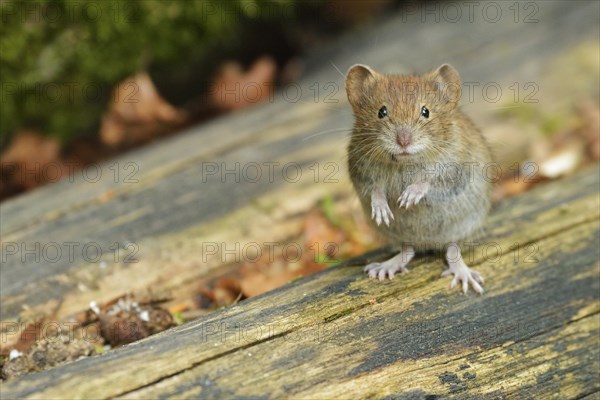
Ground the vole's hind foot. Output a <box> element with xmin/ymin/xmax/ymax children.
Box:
<box><xmin>443</xmin><ymin>243</ymin><xmax>485</xmax><ymax>294</ymax></box>
<box><xmin>441</xmin><ymin>263</ymin><xmax>484</xmax><ymax>294</ymax></box>
<box><xmin>441</xmin><ymin>261</ymin><xmax>485</xmax><ymax>294</ymax></box>
<box><xmin>364</xmin><ymin>246</ymin><xmax>415</xmax><ymax>281</ymax></box>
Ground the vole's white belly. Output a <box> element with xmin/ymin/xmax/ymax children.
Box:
<box><xmin>359</xmin><ymin>178</ymin><xmax>490</xmax><ymax>250</ymax></box>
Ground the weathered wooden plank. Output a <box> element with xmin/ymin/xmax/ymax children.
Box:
<box><xmin>1</xmin><ymin>0</ymin><xmax>599</xmax><ymax>328</ymax></box>
<box><xmin>126</xmin><ymin>314</ymin><xmax>600</xmax><ymax>399</ymax></box>
<box><xmin>580</xmin><ymin>393</ymin><xmax>600</xmax><ymax>400</ymax></box>
<box><xmin>1</xmin><ymin>165</ymin><xmax>598</xmax><ymax>399</ymax></box>
<box><xmin>121</xmin><ymin>217</ymin><xmax>600</xmax><ymax>399</ymax></box>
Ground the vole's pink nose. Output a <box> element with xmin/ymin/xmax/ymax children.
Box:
<box><xmin>396</xmin><ymin>128</ymin><xmax>412</xmax><ymax>148</ymax></box>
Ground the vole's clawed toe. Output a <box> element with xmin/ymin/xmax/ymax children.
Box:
<box><xmin>398</xmin><ymin>182</ymin><xmax>429</xmax><ymax>209</ymax></box>
<box><xmin>443</xmin><ymin>243</ymin><xmax>485</xmax><ymax>294</ymax></box>
<box><xmin>364</xmin><ymin>246</ymin><xmax>415</xmax><ymax>281</ymax></box>
<box><xmin>365</xmin><ymin>262</ymin><xmax>408</xmax><ymax>280</ymax></box>
<box><xmin>441</xmin><ymin>266</ymin><xmax>484</xmax><ymax>294</ymax></box>
<box><xmin>371</xmin><ymin>197</ymin><xmax>394</xmax><ymax>226</ymax></box>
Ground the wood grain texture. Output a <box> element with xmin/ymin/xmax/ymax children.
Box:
<box><xmin>1</xmin><ymin>1</ymin><xmax>599</xmax><ymax>327</ymax></box>
<box><xmin>1</xmin><ymin>166</ymin><xmax>598</xmax><ymax>399</ymax></box>
<box><xmin>1</xmin><ymin>1</ymin><xmax>599</xmax><ymax>398</ymax></box>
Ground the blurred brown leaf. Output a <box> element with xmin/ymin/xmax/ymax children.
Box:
<box><xmin>302</xmin><ymin>209</ymin><xmax>346</xmax><ymax>254</ymax></box>
<box><xmin>576</xmin><ymin>99</ymin><xmax>600</xmax><ymax>161</ymax></box>
<box><xmin>100</xmin><ymin>72</ymin><xmax>187</xmax><ymax>147</ymax></box>
<box><xmin>213</xmin><ymin>277</ymin><xmax>245</xmax><ymax>306</ymax></box>
<box><xmin>210</xmin><ymin>56</ymin><xmax>277</xmax><ymax>111</ymax></box>
<box><xmin>0</xmin><ymin>130</ymin><xmax>65</xmax><ymax>198</ymax></box>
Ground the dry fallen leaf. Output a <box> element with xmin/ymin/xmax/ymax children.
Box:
<box><xmin>100</xmin><ymin>72</ymin><xmax>187</xmax><ymax>147</ymax></box>
<box><xmin>0</xmin><ymin>130</ymin><xmax>64</xmax><ymax>199</ymax></box>
<box><xmin>576</xmin><ymin>99</ymin><xmax>600</xmax><ymax>161</ymax></box>
<box><xmin>240</xmin><ymin>271</ymin><xmax>301</xmax><ymax>298</ymax></box>
<box><xmin>492</xmin><ymin>179</ymin><xmax>536</xmax><ymax>203</ymax></box>
<box><xmin>210</xmin><ymin>56</ymin><xmax>277</xmax><ymax>111</ymax></box>
<box><xmin>213</xmin><ymin>277</ymin><xmax>245</xmax><ymax>306</ymax></box>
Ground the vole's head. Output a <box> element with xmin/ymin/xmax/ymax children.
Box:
<box><xmin>346</xmin><ymin>64</ymin><xmax>462</xmax><ymax>161</ymax></box>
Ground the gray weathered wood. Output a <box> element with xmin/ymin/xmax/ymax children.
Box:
<box><xmin>1</xmin><ymin>1</ymin><xmax>599</xmax><ymax>398</ymax></box>
<box><xmin>1</xmin><ymin>0</ymin><xmax>598</xmax><ymax>327</ymax></box>
<box><xmin>1</xmin><ymin>166</ymin><xmax>598</xmax><ymax>399</ymax></box>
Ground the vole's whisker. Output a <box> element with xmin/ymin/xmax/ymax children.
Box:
<box><xmin>302</xmin><ymin>129</ymin><xmax>351</xmax><ymax>141</ymax></box>
<box><xmin>330</xmin><ymin>61</ymin><xmax>346</xmax><ymax>81</ymax></box>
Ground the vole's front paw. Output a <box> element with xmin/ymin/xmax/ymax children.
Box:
<box><xmin>371</xmin><ymin>198</ymin><xmax>394</xmax><ymax>226</ymax></box>
<box><xmin>398</xmin><ymin>182</ymin><xmax>429</xmax><ymax>209</ymax></box>
<box><xmin>441</xmin><ymin>261</ymin><xmax>485</xmax><ymax>294</ymax></box>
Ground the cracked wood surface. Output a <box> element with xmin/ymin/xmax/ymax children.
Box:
<box><xmin>1</xmin><ymin>166</ymin><xmax>599</xmax><ymax>399</ymax></box>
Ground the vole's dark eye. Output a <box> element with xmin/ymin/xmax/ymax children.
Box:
<box><xmin>378</xmin><ymin>106</ymin><xmax>388</xmax><ymax>119</ymax></box>
<box><xmin>421</xmin><ymin>106</ymin><xmax>429</xmax><ymax>118</ymax></box>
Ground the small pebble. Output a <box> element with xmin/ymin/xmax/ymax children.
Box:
<box><xmin>9</xmin><ymin>349</ymin><xmax>23</xmax><ymax>360</ymax></box>
<box><xmin>139</xmin><ymin>310</ymin><xmax>150</xmax><ymax>322</ymax></box>
<box><xmin>89</xmin><ymin>301</ymin><xmax>101</xmax><ymax>315</ymax></box>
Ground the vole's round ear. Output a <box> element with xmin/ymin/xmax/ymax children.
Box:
<box><xmin>346</xmin><ymin>64</ymin><xmax>378</xmax><ymax>106</ymax></box>
<box><xmin>431</xmin><ymin>64</ymin><xmax>462</xmax><ymax>106</ymax></box>
<box><xmin>433</xmin><ymin>64</ymin><xmax>461</xmax><ymax>85</ymax></box>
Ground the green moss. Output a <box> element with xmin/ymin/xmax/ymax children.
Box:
<box><xmin>172</xmin><ymin>312</ymin><xmax>185</xmax><ymax>325</ymax></box>
<box><xmin>540</xmin><ymin>114</ymin><xmax>565</xmax><ymax>136</ymax></box>
<box><xmin>1</xmin><ymin>0</ymin><xmax>322</xmax><ymax>148</ymax></box>
<box><xmin>94</xmin><ymin>344</ymin><xmax>107</xmax><ymax>354</ymax></box>
<box><xmin>496</xmin><ymin>103</ymin><xmax>540</xmax><ymax>125</ymax></box>
<box><xmin>496</xmin><ymin>102</ymin><xmax>567</xmax><ymax>137</ymax></box>
<box><xmin>320</xmin><ymin>194</ymin><xmax>339</xmax><ymax>226</ymax></box>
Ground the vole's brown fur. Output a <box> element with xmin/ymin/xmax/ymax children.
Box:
<box><xmin>346</xmin><ymin>64</ymin><xmax>492</xmax><ymax>293</ymax></box>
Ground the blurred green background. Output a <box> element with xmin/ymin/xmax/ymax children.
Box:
<box><xmin>1</xmin><ymin>0</ymin><xmax>307</xmax><ymax>146</ymax></box>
